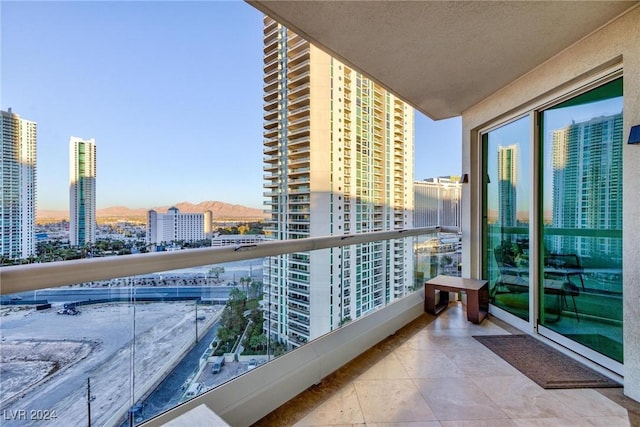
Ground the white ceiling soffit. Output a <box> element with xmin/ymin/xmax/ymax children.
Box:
<box><xmin>248</xmin><ymin>1</ymin><xmax>637</xmax><ymax>120</ymax></box>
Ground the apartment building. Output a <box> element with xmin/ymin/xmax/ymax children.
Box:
<box><xmin>69</xmin><ymin>137</ymin><xmax>97</xmax><ymax>247</ymax></box>
<box><xmin>414</xmin><ymin>176</ymin><xmax>461</xmax><ymax>229</ymax></box>
<box><xmin>261</xmin><ymin>16</ymin><xmax>414</xmax><ymax>348</ymax></box>
<box><xmin>146</xmin><ymin>207</ymin><xmax>214</xmax><ymax>245</ymax></box>
<box><xmin>0</xmin><ymin>108</ymin><xmax>37</xmax><ymax>259</ymax></box>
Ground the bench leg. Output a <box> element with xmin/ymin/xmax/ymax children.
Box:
<box><xmin>466</xmin><ymin>286</ymin><xmax>488</xmax><ymax>324</ymax></box>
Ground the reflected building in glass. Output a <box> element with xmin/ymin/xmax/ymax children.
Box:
<box><xmin>261</xmin><ymin>16</ymin><xmax>414</xmax><ymax>349</ymax></box>
<box><xmin>551</xmin><ymin>113</ymin><xmax>623</xmax><ymax>260</ymax></box>
<box><xmin>497</xmin><ymin>144</ymin><xmax>518</xmax><ymax>227</ymax></box>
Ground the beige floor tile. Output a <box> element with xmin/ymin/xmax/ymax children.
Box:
<box><xmin>513</xmin><ymin>416</ymin><xmax>630</xmax><ymax>427</ymax></box>
<box><xmin>414</xmin><ymin>377</ymin><xmax>509</xmax><ymax>421</ymax></box>
<box><xmin>469</xmin><ymin>375</ymin><xmax>580</xmax><ymax>419</ymax></box>
<box><xmin>354</xmin><ymin>378</ymin><xmax>437</xmax><ymax>423</ymax></box>
<box><xmin>368</xmin><ymin>422</ymin><xmax>442</xmax><ymax>427</ymax></box>
<box><xmin>441</xmin><ymin>346</ymin><xmax>521</xmax><ymax>377</ymax></box>
<box><xmin>546</xmin><ymin>388</ymin><xmax>629</xmax><ymax>417</ymax></box>
<box><xmin>293</xmin><ymin>384</ymin><xmax>364</xmax><ymax>426</ymax></box>
<box><xmin>401</xmin><ymin>332</ymin><xmax>488</xmax><ymax>352</ymax></box>
<box><xmin>394</xmin><ymin>349</ymin><xmax>465</xmax><ymax>379</ymax></box>
<box><xmin>356</xmin><ymin>352</ymin><xmax>411</xmax><ymax>381</ymax></box>
<box><xmin>440</xmin><ymin>420</ymin><xmax>518</xmax><ymax>427</ymax></box>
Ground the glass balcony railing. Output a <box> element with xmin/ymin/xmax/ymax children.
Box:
<box><xmin>0</xmin><ymin>227</ymin><xmax>460</xmax><ymax>426</ymax></box>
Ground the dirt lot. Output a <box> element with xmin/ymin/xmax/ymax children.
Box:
<box><xmin>0</xmin><ymin>302</ymin><xmax>220</xmax><ymax>426</ymax></box>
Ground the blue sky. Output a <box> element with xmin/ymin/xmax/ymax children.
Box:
<box><xmin>1</xmin><ymin>1</ymin><xmax>461</xmax><ymax>211</ymax></box>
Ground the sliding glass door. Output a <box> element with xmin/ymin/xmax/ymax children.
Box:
<box><xmin>539</xmin><ymin>78</ymin><xmax>623</xmax><ymax>363</ymax></box>
<box><xmin>483</xmin><ymin>116</ymin><xmax>531</xmax><ymax>321</ymax></box>
<box><xmin>482</xmin><ymin>76</ymin><xmax>623</xmax><ymax>366</ymax></box>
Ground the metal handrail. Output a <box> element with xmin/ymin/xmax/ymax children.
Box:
<box><xmin>0</xmin><ymin>227</ymin><xmax>451</xmax><ymax>295</ymax></box>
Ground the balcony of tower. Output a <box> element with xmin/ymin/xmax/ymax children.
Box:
<box><xmin>264</xmin><ymin>117</ymin><xmax>278</xmax><ymax>131</ymax></box>
<box><xmin>263</xmin><ymin>161</ymin><xmax>278</xmax><ymax>173</ymax></box>
<box><xmin>287</xmin><ymin>83</ymin><xmax>311</xmax><ymax>100</ymax></box>
<box><xmin>287</xmin><ymin>94</ymin><xmax>310</xmax><ymax>110</ymax></box>
<box><xmin>264</xmin><ymin>60</ymin><xmax>279</xmax><ymax>78</ymax></box>
<box><xmin>287</xmin><ymin>214</ymin><xmax>310</xmax><ymax>224</ymax></box>
<box><xmin>288</xmin><ymin>322</ymin><xmax>310</xmax><ymax>338</ymax></box>
<box><xmin>263</xmin><ymin>24</ymin><xmax>279</xmax><ymax>43</ymax></box>
<box><xmin>287</xmin><ymin>69</ymin><xmax>311</xmax><ymax>89</ymax></box>
<box><xmin>263</xmin><ymin>48</ymin><xmax>279</xmax><ymax>67</ymax></box>
<box><xmin>287</xmin><ymin>125</ymin><xmax>310</xmax><ymax>140</ymax></box>
<box><xmin>263</xmin><ymin>178</ymin><xmax>278</xmax><ymax>189</ymax></box>
<box><xmin>289</xmin><ymin>333</ymin><xmax>308</xmax><ymax>348</ymax></box>
<box><xmin>287</xmin><ymin>36</ymin><xmax>311</xmax><ymax>54</ymax></box>
<box><xmin>264</xmin><ymin>91</ymin><xmax>279</xmax><ymax>106</ymax></box>
<box><xmin>288</xmin><ymin>193</ymin><xmax>310</xmax><ymax>203</ymax></box>
<box><xmin>264</xmin><ymin>75</ymin><xmax>279</xmax><ymax>92</ymax></box>
<box><xmin>264</xmin><ymin>35</ymin><xmax>279</xmax><ymax>54</ymax></box>
<box><xmin>288</xmin><ymin>114</ymin><xmax>310</xmax><ymax>129</ymax></box>
<box><xmin>287</xmin><ymin>45</ymin><xmax>311</xmax><ymax>65</ymax></box>
<box><xmin>263</xmin><ymin>95</ymin><xmax>279</xmax><ymax>112</ymax></box>
<box><xmin>287</xmin><ymin>184</ymin><xmax>310</xmax><ymax>195</ymax></box>
<box><xmin>262</xmin><ymin>122</ymin><xmax>278</xmax><ymax>140</ymax></box>
<box><xmin>287</xmin><ymin>302</ymin><xmax>309</xmax><ymax>318</ymax></box>
<box><xmin>288</xmin><ymin>104</ymin><xmax>310</xmax><ymax>119</ymax></box>
<box><xmin>263</xmin><ymin>16</ymin><xmax>277</xmax><ymax>32</ymax></box>
<box><xmin>262</xmin><ymin>139</ymin><xmax>279</xmax><ymax>156</ymax></box>
<box><xmin>288</xmin><ymin>279</ymin><xmax>310</xmax><ymax>292</ymax></box>
<box><xmin>287</xmin><ymin>167</ymin><xmax>310</xmax><ymax>179</ymax></box>
<box><xmin>288</xmin><ymin>147</ymin><xmax>310</xmax><ymax>162</ymax></box>
<box><xmin>288</xmin><ymin>314</ymin><xmax>310</xmax><ymax>330</ymax></box>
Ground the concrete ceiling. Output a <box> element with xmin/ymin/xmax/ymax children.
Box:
<box><xmin>248</xmin><ymin>1</ymin><xmax>637</xmax><ymax>120</ymax></box>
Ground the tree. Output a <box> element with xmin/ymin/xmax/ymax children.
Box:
<box><xmin>209</xmin><ymin>266</ymin><xmax>225</xmax><ymax>282</ymax></box>
<box><xmin>249</xmin><ymin>280</ymin><xmax>263</xmax><ymax>299</ymax></box>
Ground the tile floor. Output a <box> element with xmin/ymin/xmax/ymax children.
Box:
<box><xmin>257</xmin><ymin>302</ymin><xmax>633</xmax><ymax>427</ymax></box>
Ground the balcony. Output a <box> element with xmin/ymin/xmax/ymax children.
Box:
<box><xmin>1</xmin><ymin>234</ymin><xmax>634</xmax><ymax>427</ymax></box>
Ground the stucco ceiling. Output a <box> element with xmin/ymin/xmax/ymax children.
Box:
<box><xmin>248</xmin><ymin>1</ymin><xmax>638</xmax><ymax>120</ymax></box>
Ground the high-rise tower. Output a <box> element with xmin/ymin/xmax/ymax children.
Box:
<box><xmin>69</xmin><ymin>137</ymin><xmax>97</xmax><ymax>247</ymax></box>
<box><xmin>497</xmin><ymin>144</ymin><xmax>518</xmax><ymax>227</ymax></box>
<box><xmin>0</xmin><ymin>108</ymin><xmax>37</xmax><ymax>260</ymax></box>
<box><xmin>551</xmin><ymin>113</ymin><xmax>623</xmax><ymax>258</ymax></box>
<box><xmin>262</xmin><ymin>16</ymin><xmax>414</xmax><ymax>349</ymax></box>
<box><xmin>414</xmin><ymin>177</ymin><xmax>462</xmax><ymax>229</ymax></box>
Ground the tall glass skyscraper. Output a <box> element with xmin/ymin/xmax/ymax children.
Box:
<box><xmin>0</xmin><ymin>108</ymin><xmax>37</xmax><ymax>260</ymax></box>
<box><xmin>69</xmin><ymin>137</ymin><xmax>97</xmax><ymax>247</ymax></box>
<box><xmin>261</xmin><ymin>16</ymin><xmax>414</xmax><ymax>349</ymax></box>
<box><xmin>497</xmin><ymin>144</ymin><xmax>518</xmax><ymax>227</ymax></box>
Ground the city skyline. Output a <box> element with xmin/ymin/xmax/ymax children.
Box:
<box><xmin>1</xmin><ymin>1</ymin><xmax>461</xmax><ymax>212</ymax></box>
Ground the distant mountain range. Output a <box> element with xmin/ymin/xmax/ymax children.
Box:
<box><xmin>37</xmin><ymin>201</ymin><xmax>266</xmax><ymax>221</ymax></box>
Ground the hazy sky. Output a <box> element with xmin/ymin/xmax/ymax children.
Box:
<box><xmin>1</xmin><ymin>1</ymin><xmax>461</xmax><ymax>211</ymax></box>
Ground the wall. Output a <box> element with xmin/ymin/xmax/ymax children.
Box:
<box><xmin>461</xmin><ymin>5</ymin><xmax>640</xmax><ymax>401</ymax></box>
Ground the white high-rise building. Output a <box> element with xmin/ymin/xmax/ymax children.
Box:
<box><xmin>1</xmin><ymin>108</ymin><xmax>37</xmax><ymax>260</ymax></box>
<box><xmin>69</xmin><ymin>137</ymin><xmax>97</xmax><ymax>247</ymax></box>
<box><xmin>551</xmin><ymin>113</ymin><xmax>623</xmax><ymax>258</ymax></box>
<box><xmin>146</xmin><ymin>207</ymin><xmax>214</xmax><ymax>245</ymax></box>
<box><xmin>497</xmin><ymin>144</ymin><xmax>518</xmax><ymax>227</ymax></box>
<box><xmin>262</xmin><ymin>17</ymin><xmax>414</xmax><ymax>349</ymax></box>
<box><xmin>414</xmin><ymin>177</ymin><xmax>461</xmax><ymax>229</ymax></box>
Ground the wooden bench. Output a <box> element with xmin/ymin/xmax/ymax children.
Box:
<box><xmin>424</xmin><ymin>275</ymin><xmax>489</xmax><ymax>324</ymax></box>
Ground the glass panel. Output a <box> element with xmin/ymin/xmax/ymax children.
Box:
<box><xmin>483</xmin><ymin>116</ymin><xmax>531</xmax><ymax>321</ymax></box>
<box><xmin>540</xmin><ymin>78</ymin><xmax>623</xmax><ymax>362</ymax></box>
<box><xmin>0</xmin><ymin>230</ymin><xmax>441</xmax><ymax>426</ymax></box>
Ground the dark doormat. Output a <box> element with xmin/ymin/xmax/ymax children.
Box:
<box><xmin>473</xmin><ymin>334</ymin><xmax>621</xmax><ymax>389</ymax></box>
